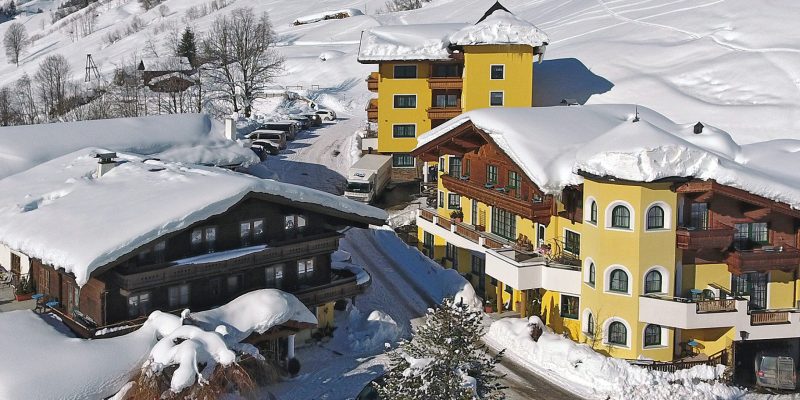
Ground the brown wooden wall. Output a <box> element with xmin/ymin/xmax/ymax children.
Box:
<box><xmin>461</xmin><ymin>141</ymin><xmax>541</xmax><ymax>202</ymax></box>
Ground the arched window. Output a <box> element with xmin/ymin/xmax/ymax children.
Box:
<box><xmin>609</xmin><ymin>269</ymin><xmax>628</xmax><ymax>293</ymax></box>
<box><xmin>647</xmin><ymin>206</ymin><xmax>665</xmax><ymax>229</ymax></box>
<box><xmin>590</xmin><ymin>201</ymin><xmax>598</xmax><ymax>224</ymax></box>
<box><xmin>587</xmin><ymin>313</ymin><xmax>594</xmax><ymax>336</ymax></box>
<box><xmin>608</xmin><ymin>321</ymin><xmax>627</xmax><ymax>345</ymax></box>
<box><xmin>588</xmin><ymin>263</ymin><xmax>596</xmax><ymax>285</ymax></box>
<box><xmin>645</xmin><ymin>270</ymin><xmax>662</xmax><ymax>293</ymax></box>
<box><xmin>611</xmin><ymin>205</ymin><xmax>631</xmax><ymax>228</ymax></box>
<box><xmin>644</xmin><ymin>324</ymin><xmax>661</xmax><ymax>347</ymax></box>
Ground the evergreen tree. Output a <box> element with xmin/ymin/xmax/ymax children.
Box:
<box><xmin>176</xmin><ymin>27</ymin><xmax>197</xmax><ymax>67</ymax></box>
<box><xmin>376</xmin><ymin>298</ymin><xmax>506</xmax><ymax>400</ymax></box>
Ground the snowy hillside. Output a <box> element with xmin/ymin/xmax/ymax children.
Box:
<box><xmin>2</xmin><ymin>0</ymin><xmax>800</xmax><ymax>142</ymax></box>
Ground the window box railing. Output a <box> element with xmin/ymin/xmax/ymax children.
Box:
<box><xmin>427</xmin><ymin>107</ymin><xmax>462</xmax><ymax>120</ymax></box>
<box><xmin>676</xmin><ymin>225</ymin><xmax>735</xmax><ymax>250</ymax></box>
<box><xmin>366</xmin><ymin>72</ymin><xmax>379</xmax><ymax>91</ymax></box>
<box><xmin>366</xmin><ymin>99</ymin><xmax>378</xmax><ymax>121</ymax></box>
<box><xmin>428</xmin><ymin>76</ymin><xmax>463</xmax><ymax>90</ymax></box>
<box><xmin>750</xmin><ymin>310</ymin><xmax>792</xmax><ymax>325</ymax></box>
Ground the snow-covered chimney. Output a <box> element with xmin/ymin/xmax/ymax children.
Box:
<box><xmin>95</xmin><ymin>152</ymin><xmax>118</xmax><ymax>178</ymax></box>
<box><xmin>224</xmin><ymin>118</ymin><xmax>237</xmax><ymax>141</ymax></box>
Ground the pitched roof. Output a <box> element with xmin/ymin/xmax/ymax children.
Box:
<box><xmin>415</xmin><ymin>105</ymin><xmax>800</xmax><ymax>210</ymax></box>
<box><xmin>138</xmin><ymin>57</ymin><xmax>192</xmax><ymax>72</ymax></box>
<box><xmin>0</xmin><ymin>150</ymin><xmax>387</xmax><ymax>286</ymax></box>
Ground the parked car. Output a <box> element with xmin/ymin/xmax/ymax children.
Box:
<box><xmin>300</xmin><ymin>112</ymin><xmax>323</xmax><ymax>127</ymax></box>
<box><xmin>316</xmin><ymin>109</ymin><xmax>337</xmax><ymax>121</ymax></box>
<box><xmin>288</xmin><ymin>115</ymin><xmax>311</xmax><ymax>130</ymax></box>
<box><xmin>246</xmin><ymin>130</ymin><xmax>287</xmax><ymax>150</ymax></box>
<box><xmin>260</xmin><ymin>121</ymin><xmax>300</xmax><ymax>140</ymax></box>
<box><xmin>756</xmin><ymin>354</ymin><xmax>797</xmax><ymax>390</ymax></box>
<box><xmin>251</xmin><ymin>140</ymin><xmax>280</xmax><ymax>156</ymax></box>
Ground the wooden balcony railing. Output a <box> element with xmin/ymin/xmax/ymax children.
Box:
<box><xmin>440</xmin><ymin>175</ymin><xmax>551</xmax><ymax>223</ymax></box>
<box><xmin>725</xmin><ymin>245</ymin><xmax>800</xmax><ymax>274</ymax></box>
<box><xmin>417</xmin><ymin>207</ymin><xmax>511</xmax><ymax>250</ymax></box>
<box><xmin>676</xmin><ymin>226</ymin><xmax>735</xmax><ymax>250</ymax></box>
<box><xmin>295</xmin><ymin>274</ymin><xmax>363</xmax><ymax>306</ymax></box>
<box><xmin>428</xmin><ymin>77</ymin><xmax>463</xmax><ymax>90</ymax></box>
<box><xmin>436</xmin><ymin>217</ymin><xmax>452</xmax><ymax>231</ymax></box>
<box><xmin>454</xmin><ymin>223</ymin><xmax>480</xmax><ymax>242</ymax></box>
<box><xmin>696</xmin><ymin>299</ymin><xmax>737</xmax><ymax>313</ymax></box>
<box><xmin>419</xmin><ymin>208</ymin><xmax>435</xmax><ymax>222</ymax></box>
<box><xmin>751</xmin><ymin>310</ymin><xmax>791</xmax><ymax>325</ymax></box>
<box><xmin>366</xmin><ymin>98</ymin><xmax>378</xmax><ymax>121</ymax></box>
<box><xmin>366</xmin><ymin>72</ymin><xmax>378</xmax><ymax>92</ymax></box>
<box><xmin>427</xmin><ymin>107</ymin><xmax>462</xmax><ymax>120</ymax></box>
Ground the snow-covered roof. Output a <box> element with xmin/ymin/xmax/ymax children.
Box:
<box><xmin>449</xmin><ymin>9</ymin><xmax>549</xmax><ymax>47</ymax></box>
<box><xmin>0</xmin><ymin>150</ymin><xmax>387</xmax><ymax>286</ymax></box>
<box><xmin>358</xmin><ymin>8</ymin><xmax>547</xmax><ymax>62</ymax></box>
<box><xmin>0</xmin><ymin>113</ymin><xmax>258</xmax><ymax>179</ymax></box>
<box><xmin>416</xmin><ymin>105</ymin><xmax>800</xmax><ymax>210</ymax></box>
<box><xmin>139</xmin><ymin>56</ymin><xmax>192</xmax><ymax>72</ymax></box>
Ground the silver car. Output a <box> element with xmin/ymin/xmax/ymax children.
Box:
<box><xmin>756</xmin><ymin>354</ymin><xmax>796</xmax><ymax>390</ymax></box>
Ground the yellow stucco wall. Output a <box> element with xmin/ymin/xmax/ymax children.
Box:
<box><xmin>376</xmin><ymin>62</ymin><xmax>432</xmax><ymax>153</ymax></box>
<box><xmin>461</xmin><ymin>45</ymin><xmax>534</xmax><ymax>110</ymax></box>
<box><xmin>317</xmin><ymin>302</ymin><xmax>335</xmax><ymax>328</ymax></box>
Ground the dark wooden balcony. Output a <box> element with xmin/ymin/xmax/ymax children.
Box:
<box><xmin>366</xmin><ymin>98</ymin><xmax>378</xmax><ymax>121</ymax></box>
<box><xmin>440</xmin><ymin>174</ymin><xmax>552</xmax><ymax>223</ymax></box>
<box><xmin>114</xmin><ymin>234</ymin><xmax>341</xmax><ymax>291</ymax></box>
<box><xmin>750</xmin><ymin>310</ymin><xmax>791</xmax><ymax>326</ymax></box>
<box><xmin>428</xmin><ymin>76</ymin><xmax>463</xmax><ymax>90</ymax></box>
<box><xmin>366</xmin><ymin>72</ymin><xmax>378</xmax><ymax>92</ymax></box>
<box><xmin>295</xmin><ymin>271</ymin><xmax>366</xmax><ymax>306</ymax></box>
<box><xmin>676</xmin><ymin>226</ymin><xmax>735</xmax><ymax>250</ymax></box>
<box><xmin>427</xmin><ymin>107</ymin><xmax>462</xmax><ymax>120</ymax></box>
<box><xmin>725</xmin><ymin>245</ymin><xmax>800</xmax><ymax>274</ymax></box>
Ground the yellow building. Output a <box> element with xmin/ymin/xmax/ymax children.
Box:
<box><xmin>411</xmin><ymin>105</ymin><xmax>800</xmax><ymax>371</ymax></box>
<box><xmin>357</xmin><ymin>2</ymin><xmax>548</xmax><ymax>181</ymax></box>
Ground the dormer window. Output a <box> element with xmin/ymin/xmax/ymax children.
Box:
<box><xmin>240</xmin><ymin>219</ymin><xmax>265</xmax><ymax>246</ymax></box>
<box><xmin>191</xmin><ymin>227</ymin><xmax>217</xmax><ymax>253</ymax></box>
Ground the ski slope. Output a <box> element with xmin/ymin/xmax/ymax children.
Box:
<box><xmin>1</xmin><ymin>0</ymin><xmax>799</xmax><ymax>143</ymax></box>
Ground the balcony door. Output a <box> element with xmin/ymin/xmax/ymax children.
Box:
<box><xmin>732</xmin><ymin>272</ymin><xmax>768</xmax><ymax>310</ymax></box>
<box><xmin>689</xmin><ymin>203</ymin><xmax>708</xmax><ymax>229</ymax></box>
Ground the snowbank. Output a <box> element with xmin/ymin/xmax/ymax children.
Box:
<box><xmin>417</xmin><ymin>105</ymin><xmax>800</xmax><ymax>210</ymax></box>
<box><xmin>338</xmin><ymin>303</ymin><xmax>400</xmax><ymax>354</ymax></box>
<box><xmin>0</xmin><ymin>149</ymin><xmax>387</xmax><ymax>286</ymax></box>
<box><xmin>0</xmin><ymin>289</ymin><xmax>316</xmax><ymax>399</ymax></box>
<box><xmin>0</xmin><ymin>113</ymin><xmax>258</xmax><ymax>179</ymax></box>
<box><xmin>293</xmin><ymin>8</ymin><xmax>363</xmax><ymax>25</ymax></box>
<box><xmin>485</xmin><ymin>317</ymin><xmax>745</xmax><ymax>400</ymax></box>
<box><xmin>332</xmin><ymin>250</ymin><xmax>371</xmax><ymax>285</ymax></box>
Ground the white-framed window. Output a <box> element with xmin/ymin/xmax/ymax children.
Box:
<box><xmin>448</xmin><ymin>193</ymin><xmax>461</xmax><ymax>209</ymax></box>
<box><xmin>392</xmin><ymin>124</ymin><xmax>416</xmax><ymax>138</ymax></box>
<box><xmin>393</xmin><ymin>94</ymin><xmax>417</xmax><ymax>108</ymax></box>
<box><xmin>298</xmin><ymin>258</ymin><xmax>315</xmax><ymax>281</ymax></box>
<box><xmin>643</xmin><ymin>324</ymin><xmax>666</xmax><ymax>348</ymax></box>
<box><xmin>168</xmin><ymin>284</ymin><xmax>190</xmax><ymax>308</ymax></box>
<box><xmin>583</xmin><ymin>257</ymin><xmax>596</xmax><ymax>287</ymax></box>
<box><xmin>438</xmin><ymin>190</ymin><xmax>444</xmax><ymax>208</ymax></box>
<box><xmin>605</xmin><ymin>201</ymin><xmax>635</xmax><ymax>231</ymax></box>
<box><xmin>489</xmin><ymin>91</ymin><xmax>504</xmax><ymax>107</ymax></box>
<box><xmin>643</xmin><ymin>265</ymin><xmax>669</xmax><ymax>295</ymax></box>
<box><xmin>604</xmin><ymin>264</ymin><xmax>632</xmax><ymax>296</ymax></box>
<box><xmin>563</xmin><ymin>229</ymin><xmax>580</xmax><ymax>256</ymax></box>
<box><xmin>393</xmin><ymin>64</ymin><xmax>417</xmax><ymax>79</ymax></box>
<box><xmin>582</xmin><ymin>309</ymin><xmax>595</xmax><ymax>337</ymax></box>
<box><xmin>584</xmin><ymin>196</ymin><xmax>598</xmax><ymax>225</ymax></box>
<box><xmin>490</xmin><ymin>64</ymin><xmax>505</xmax><ymax>80</ymax></box>
<box><xmin>560</xmin><ymin>294</ymin><xmax>579</xmax><ymax>320</ymax></box>
<box><xmin>644</xmin><ymin>201</ymin><xmax>672</xmax><ymax>231</ymax></box>
<box><xmin>392</xmin><ymin>153</ymin><xmax>415</xmax><ymax>168</ymax></box>
<box><xmin>603</xmin><ymin>317</ymin><xmax>631</xmax><ymax>348</ymax></box>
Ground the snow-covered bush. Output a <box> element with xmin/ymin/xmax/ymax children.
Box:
<box><xmin>384</xmin><ymin>0</ymin><xmax>431</xmax><ymax>12</ymax></box>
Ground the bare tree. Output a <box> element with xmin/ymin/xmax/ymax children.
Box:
<box><xmin>35</xmin><ymin>54</ymin><xmax>73</xmax><ymax>119</ymax></box>
<box><xmin>13</xmin><ymin>74</ymin><xmax>38</xmax><ymax>124</ymax></box>
<box><xmin>3</xmin><ymin>22</ymin><xmax>28</xmax><ymax>66</ymax></box>
<box><xmin>202</xmin><ymin>7</ymin><xmax>283</xmax><ymax>117</ymax></box>
<box><xmin>0</xmin><ymin>86</ymin><xmax>16</xmax><ymax>126</ymax></box>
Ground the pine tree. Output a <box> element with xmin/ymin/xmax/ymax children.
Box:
<box><xmin>176</xmin><ymin>27</ymin><xmax>197</xmax><ymax>67</ymax></box>
<box><xmin>376</xmin><ymin>298</ymin><xmax>506</xmax><ymax>400</ymax></box>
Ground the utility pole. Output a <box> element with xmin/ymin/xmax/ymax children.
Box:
<box><xmin>84</xmin><ymin>54</ymin><xmax>100</xmax><ymax>83</ymax></box>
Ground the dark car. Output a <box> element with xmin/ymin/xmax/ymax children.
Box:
<box><xmin>260</xmin><ymin>121</ymin><xmax>299</xmax><ymax>141</ymax></box>
<box><xmin>756</xmin><ymin>354</ymin><xmax>797</xmax><ymax>390</ymax></box>
<box><xmin>300</xmin><ymin>112</ymin><xmax>323</xmax><ymax>127</ymax></box>
<box><xmin>288</xmin><ymin>115</ymin><xmax>311</xmax><ymax>130</ymax></box>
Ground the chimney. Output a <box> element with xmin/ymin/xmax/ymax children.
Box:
<box><xmin>694</xmin><ymin>122</ymin><xmax>704</xmax><ymax>134</ymax></box>
<box><xmin>224</xmin><ymin>118</ymin><xmax>237</xmax><ymax>141</ymax></box>
<box><xmin>95</xmin><ymin>152</ymin><xmax>118</xmax><ymax>178</ymax></box>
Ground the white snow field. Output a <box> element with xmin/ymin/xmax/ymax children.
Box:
<box><xmin>2</xmin><ymin>0</ymin><xmax>800</xmax><ymax>143</ymax></box>
<box><xmin>485</xmin><ymin>316</ymin><xmax>745</xmax><ymax>400</ymax></box>
<box><xmin>0</xmin><ymin>289</ymin><xmax>316</xmax><ymax>400</ymax></box>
